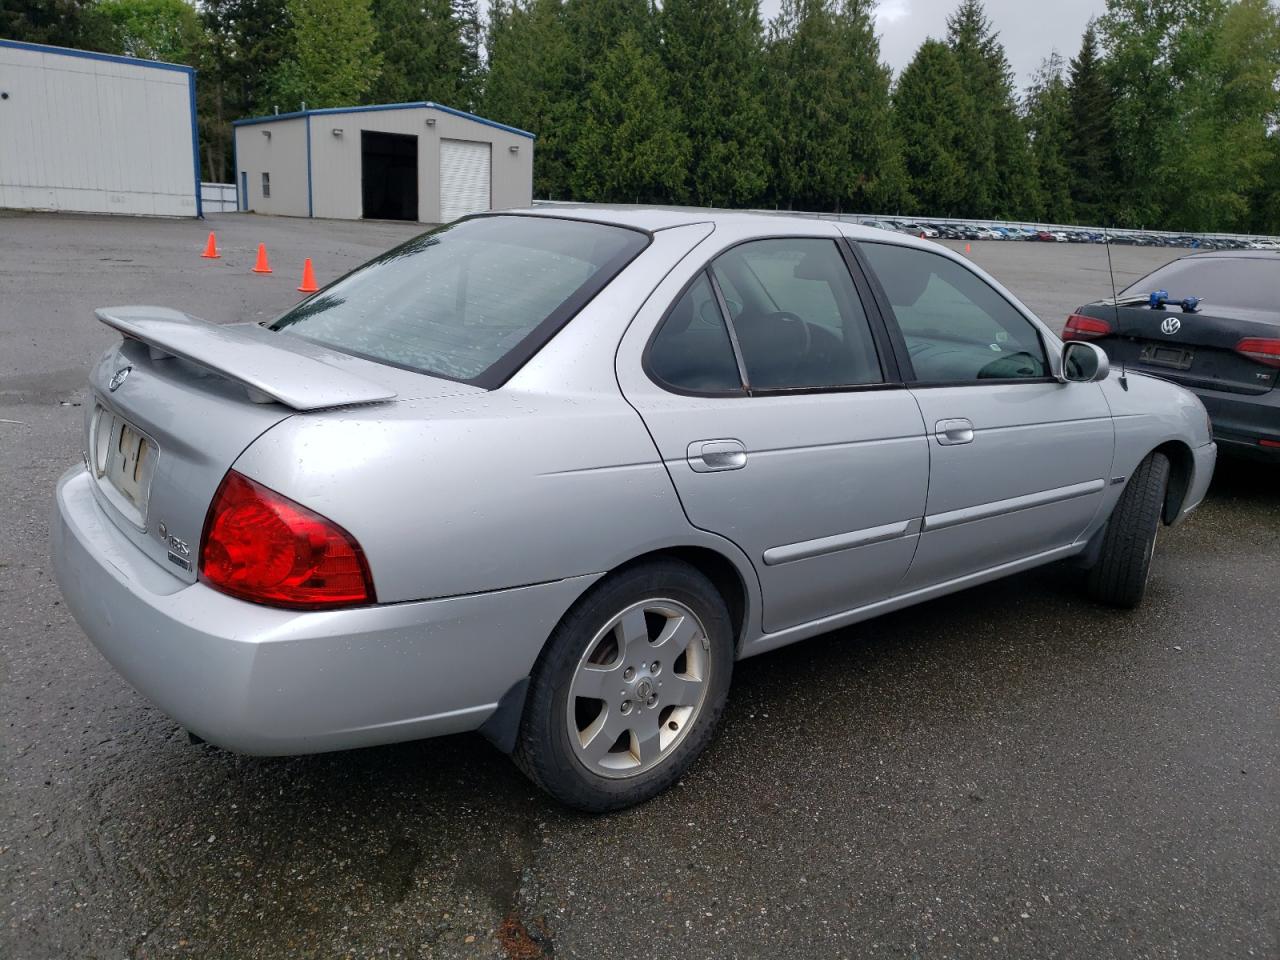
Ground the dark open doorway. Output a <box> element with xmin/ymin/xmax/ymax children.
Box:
<box><xmin>361</xmin><ymin>131</ymin><xmax>418</xmax><ymax>221</ymax></box>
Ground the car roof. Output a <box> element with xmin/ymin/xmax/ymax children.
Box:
<box><xmin>505</xmin><ymin>204</ymin><xmax>913</xmax><ymax>242</ymax></box>
<box><xmin>1182</xmin><ymin>250</ymin><xmax>1280</xmax><ymax>261</ymax></box>
<box><xmin>509</xmin><ymin>204</ymin><xmax>798</xmax><ymax>232</ymax></box>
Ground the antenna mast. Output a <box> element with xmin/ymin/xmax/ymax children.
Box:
<box><xmin>1103</xmin><ymin>225</ymin><xmax>1128</xmax><ymax>390</ymax></box>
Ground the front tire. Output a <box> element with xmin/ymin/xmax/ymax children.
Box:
<box><xmin>513</xmin><ymin>560</ymin><xmax>734</xmax><ymax>812</ymax></box>
<box><xmin>1086</xmin><ymin>451</ymin><xmax>1171</xmax><ymax>608</ymax></box>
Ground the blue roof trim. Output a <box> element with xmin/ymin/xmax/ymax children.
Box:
<box><xmin>232</xmin><ymin>109</ymin><xmax>312</xmax><ymax>127</ymax></box>
<box><xmin>233</xmin><ymin>101</ymin><xmax>536</xmax><ymax>140</ymax></box>
<box><xmin>425</xmin><ymin>101</ymin><xmax>536</xmax><ymax>140</ymax></box>
<box><xmin>0</xmin><ymin>37</ymin><xmax>194</xmax><ymax>75</ymax></box>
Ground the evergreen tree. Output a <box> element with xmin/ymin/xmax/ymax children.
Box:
<box><xmin>1064</xmin><ymin>21</ymin><xmax>1114</xmax><ymax>224</ymax></box>
<box><xmin>1157</xmin><ymin>0</ymin><xmax>1280</xmax><ymax>231</ymax></box>
<box><xmin>483</xmin><ymin>0</ymin><xmax>576</xmax><ymax>197</ymax></box>
<box><xmin>944</xmin><ymin>0</ymin><xmax>997</xmax><ymax>216</ymax></box>
<box><xmin>945</xmin><ymin>0</ymin><xmax>1038</xmax><ymax>218</ymax></box>
<box><xmin>563</xmin><ymin>0</ymin><xmax>652</xmax><ymax>70</ymax></box>
<box><xmin>661</xmin><ymin>0</ymin><xmax>770</xmax><ymax>206</ymax></box>
<box><xmin>570</xmin><ymin>29</ymin><xmax>689</xmax><ymax>202</ymax></box>
<box><xmin>1025</xmin><ymin>52</ymin><xmax>1073</xmax><ymax>224</ymax></box>
<box><xmin>766</xmin><ymin>0</ymin><xmax>908</xmax><ymax>212</ymax></box>
<box><xmin>370</xmin><ymin>0</ymin><xmax>473</xmax><ymax>107</ymax></box>
<box><xmin>556</xmin><ymin>0</ymin><xmax>655</xmax><ymax>193</ymax></box>
<box><xmin>1099</xmin><ymin>0</ymin><xmax>1227</xmax><ymax>226</ymax></box>
<box><xmin>454</xmin><ymin>0</ymin><xmax>484</xmax><ymax>107</ymax></box>
<box><xmin>894</xmin><ymin>39</ymin><xmax>968</xmax><ymax>217</ymax></box>
<box><xmin>201</xmin><ymin>0</ymin><xmax>292</xmax><ymax>114</ymax></box>
<box><xmin>272</xmin><ymin>0</ymin><xmax>382</xmax><ymax>110</ymax></box>
<box><xmin>1249</xmin><ymin>136</ymin><xmax>1280</xmax><ymax>236</ymax></box>
<box><xmin>837</xmin><ymin>0</ymin><xmax>910</xmax><ymax>213</ymax></box>
<box><xmin>0</xmin><ymin>0</ymin><xmax>115</xmax><ymax>50</ymax></box>
<box><xmin>199</xmin><ymin>0</ymin><xmax>294</xmax><ymax>180</ymax></box>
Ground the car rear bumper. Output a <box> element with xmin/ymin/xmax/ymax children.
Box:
<box><xmin>1190</xmin><ymin>384</ymin><xmax>1280</xmax><ymax>461</ymax></box>
<box><xmin>52</xmin><ymin>466</ymin><xmax>599</xmax><ymax>755</ymax></box>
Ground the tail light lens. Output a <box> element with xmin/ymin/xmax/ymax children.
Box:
<box><xmin>1063</xmin><ymin>314</ymin><xmax>1112</xmax><ymax>340</ymax></box>
<box><xmin>1235</xmin><ymin>338</ymin><xmax>1280</xmax><ymax>368</ymax></box>
<box><xmin>199</xmin><ymin>471</ymin><xmax>374</xmax><ymax>609</ymax></box>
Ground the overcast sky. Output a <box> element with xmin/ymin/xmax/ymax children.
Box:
<box><xmin>759</xmin><ymin>0</ymin><xmax>1109</xmax><ymax>92</ymax></box>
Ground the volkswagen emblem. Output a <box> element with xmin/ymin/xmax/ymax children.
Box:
<box><xmin>108</xmin><ymin>366</ymin><xmax>132</xmax><ymax>391</ymax></box>
<box><xmin>1160</xmin><ymin>317</ymin><xmax>1181</xmax><ymax>336</ymax></box>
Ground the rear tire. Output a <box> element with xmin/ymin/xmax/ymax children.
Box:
<box><xmin>513</xmin><ymin>560</ymin><xmax>733</xmax><ymax>813</ymax></box>
<box><xmin>1085</xmin><ymin>451</ymin><xmax>1170</xmax><ymax>608</ymax></box>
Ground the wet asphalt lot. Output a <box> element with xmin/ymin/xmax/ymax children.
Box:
<box><xmin>1</xmin><ymin>212</ymin><xmax>1276</xmax><ymax>959</ymax></box>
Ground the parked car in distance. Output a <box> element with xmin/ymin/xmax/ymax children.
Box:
<box><xmin>1067</xmin><ymin>249</ymin><xmax>1280</xmax><ymax>459</ymax></box>
<box><xmin>53</xmin><ymin>209</ymin><xmax>1216</xmax><ymax>812</ymax></box>
<box><xmin>899</xmin><ymin>222</ymin><xmax>939</xmax><ymax>238</ymax></box>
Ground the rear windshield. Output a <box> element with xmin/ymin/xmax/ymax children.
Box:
<box><xmin>270</xmin><ymin>215</ymin><xmax>648</xmax><ymax>387</ymax></box>
<box><xmin>1121</xmin><ymin>257</ymin><xmax>1279</xmax><ymax>313</ymax></box>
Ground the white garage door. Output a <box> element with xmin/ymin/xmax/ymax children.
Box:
<box><xmin>439</xmin><ymin>139</ymin><xmax>491</xmax><ymax>222</ymax></box>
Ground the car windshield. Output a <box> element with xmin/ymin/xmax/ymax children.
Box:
<box><xmin>270</xmin><ymin>215</ymin><xmax>648</xmax><ymax>386</ymax></box>
<box><xmin>1120</xmin><ymin>257</ymin><xmax>1279</xmax><ymax>313</ymax></box>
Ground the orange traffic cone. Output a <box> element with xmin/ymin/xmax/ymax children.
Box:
<box><xmin>251</xmin><ymin>243</ymin><xmax>272</xmax><ymax>274</ymax></box>
<box><xmin>297</xmin><ymin>258</ymin><xmax>318</xmax><ymax>293</ymax></box>
<box><xmin>964</xmin><ymin>242</ymin><xmax>972</xmax><ymax>254</ymax></box>
<box><xmin>201</xmin><ymin>232</ymin><xmax>220</xmax><ymax>259</ymax></box>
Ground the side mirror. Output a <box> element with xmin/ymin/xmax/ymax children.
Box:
<box><xmin>1061</xmin><ymin>341</ymin><xmax>1110</xmax><ymax>383</ymax></box>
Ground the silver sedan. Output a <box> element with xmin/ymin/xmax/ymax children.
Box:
<box><xmin>53</xmin><ymin>208</ymin><xmax>1216</xmax><ymax>811</ymax></box>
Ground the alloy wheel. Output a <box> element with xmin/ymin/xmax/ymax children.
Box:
<box><xmin>566</xmin><ymin>598</ymin><xmax>711</xmax><ymax>778</ymax></box>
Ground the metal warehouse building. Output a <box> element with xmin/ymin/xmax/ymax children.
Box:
<box><xmin>232</xmin><ymin>103</ymin><xmax>534</xmax><ymax>223</ymax></box>
<box><xmin>0</xmin><ymin>39</ymin><xmax>200</xmax><ymax>217</ymax></box>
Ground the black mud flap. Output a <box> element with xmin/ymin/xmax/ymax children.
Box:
<box><xmin>478</xmin><ymin>677</ymin><xmax>530</xmax><ymax>754</ymax></box>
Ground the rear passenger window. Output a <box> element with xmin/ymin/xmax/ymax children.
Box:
<box><xmin>860</xmin><ymin>242</ymin><xmax>1048</xmax><ymax>382</ymax></box>
<box><xmin>648</xmin><ymin>273</ymin><xmax>744</xmax><ymax>393</ymax></box>
<box><xmin>710</xmin><ymin>239</ymin><xmax>882</xmax><ymax>390</ymax></box>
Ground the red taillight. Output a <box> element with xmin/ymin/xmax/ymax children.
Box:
<box><xmin>1235</xmin><ymin>337</ymin><xmax>1280</xmax><ymax>368</ymax></box>
<box><xmin>1063</xmin><ymin>314</ymin><xmax>1112</xmax><ymax>340</ymax></box>
<box><xmin>199</xmin><ymin>471</ymin><xmax>374</xmax><ymax>609</ymax></box>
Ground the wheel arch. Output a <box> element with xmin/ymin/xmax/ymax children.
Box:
<box><xmin>1154</xmin><ymin>439</ymin><xmax>1194</xmax><ymax>525</ymax></box>
<box><xmin>609</xmin><ymin>545</ymin><xmax>751</xmax><ymax>652</ymax></box>
<box><xmin>479</xmin><ymin>542</ymin><xmax>757</xmax><ymax>754</ymax></box>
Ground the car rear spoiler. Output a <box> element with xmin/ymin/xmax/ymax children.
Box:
<box><xmin>96</xmin><ymin>306</ymin><xmax>397</xmax><ymax>411</ymax></box>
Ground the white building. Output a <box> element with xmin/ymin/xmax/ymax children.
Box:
<box><xmin>231</xmin><ymin>102</ymin><xmax>534</xmax><ymax>224</ymax></box>
<box><xmin>0</xmin><ymin>39</ymin><xmax>201</xmax><ymax>217</ymax></box>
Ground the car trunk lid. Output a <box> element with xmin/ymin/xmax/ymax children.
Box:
<box><xmin>1081</xmin><ymin>302</ymin><xmax>1279</xmax><ymax>395</ymax></box>
<box><xmin>86</xmin><ymin>306</ymin><xmax>477</xmax><ymax>583</ymax></box>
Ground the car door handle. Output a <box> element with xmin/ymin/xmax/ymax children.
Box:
<box><xmin>688</xmin><ymin>439</ymin><xmax>747</xmax><ymax>472</ymax></box>
<box><xmin>934</xmin><ymin>418</ymin><xmax>975</xmax><ymax>445</ymax></box>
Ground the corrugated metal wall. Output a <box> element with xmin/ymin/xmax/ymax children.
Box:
<box><xmin>0</xmin><ymin>40</ymin><xmax>198</xmax><ymax>217</ymax></box>
<box><xmin>232</xmin><ymin>117</ymin><xmax>310</xmax><ymax>217</ymax></box>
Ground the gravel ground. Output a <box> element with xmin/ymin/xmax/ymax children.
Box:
<box><xmin>1</xmin><ymin>211</ymin><xmax>1275</xmax><ymax>959</ymax></box>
